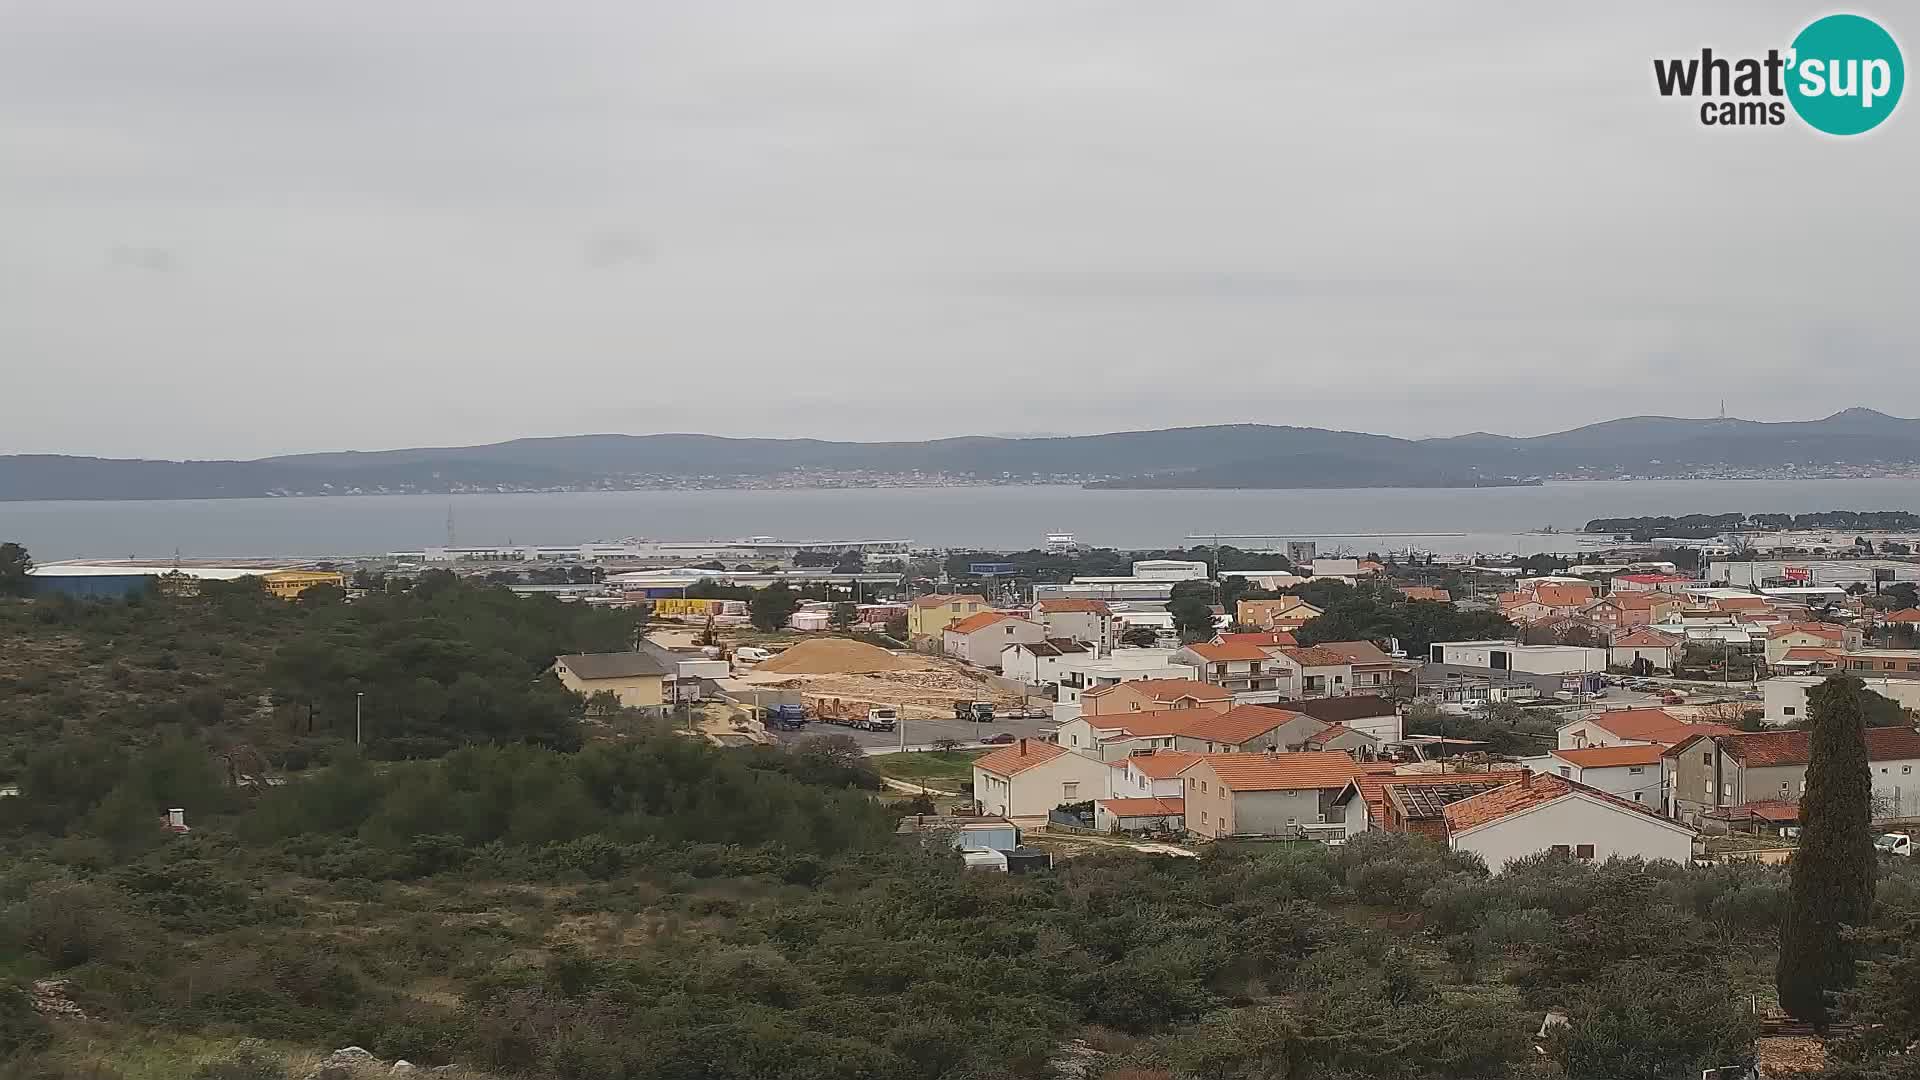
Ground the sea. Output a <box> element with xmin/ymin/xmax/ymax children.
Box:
<box><xmin>4</xmin><ymin>478</ymin><xmax>1920</xmax><ymax>563</ymax></box>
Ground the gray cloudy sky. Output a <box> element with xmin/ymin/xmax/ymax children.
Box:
<box><xmin>2</xmin><ymin>0</ymin><xmax>1914</xmax><ymax>459</ymax></box>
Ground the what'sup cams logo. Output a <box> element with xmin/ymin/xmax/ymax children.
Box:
<box><xmin>1654</xmin><ymin>13</ymin><xmax>1903</xmax><ymax>134</ymax></box>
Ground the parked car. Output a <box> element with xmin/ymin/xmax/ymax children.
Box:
<box><xmin>982</xmin><ymin>732</ymin><xmax>1016</xmax><ymax>745</ymax></box>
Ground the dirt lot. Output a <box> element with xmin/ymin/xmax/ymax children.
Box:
<box><xmin>734</xmin><ymin>655</ymin><xmax>1020</xmax><ymax>719</ymax></box>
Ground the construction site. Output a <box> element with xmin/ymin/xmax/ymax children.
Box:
<box><xmin>728</xmin><ymin>637</ymin><xmax>1026</xmax><ymax>721</ymax></box>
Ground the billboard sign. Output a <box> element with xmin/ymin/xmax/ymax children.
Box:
<box><xmin>1784</xmin><ymin>566</ymin><xmax>1810</xmax><ymax>581</ymax></box>
<box><xmin>969</xmin><ymin>562</ymin><xmax>1019</xmax><ymax>575</ymax></box>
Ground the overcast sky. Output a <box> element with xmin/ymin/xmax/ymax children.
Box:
<box><xmin>2</xmin><ymin>1</ymin><xmax>1913</xmax><ymax>459</ymax></box>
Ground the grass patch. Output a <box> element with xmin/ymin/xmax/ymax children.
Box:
<box><xmin>870</xmin><ymin>750</ymin><xmax>984</xmax><ymax>785</ymax></box>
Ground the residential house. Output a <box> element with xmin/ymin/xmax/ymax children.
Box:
<box><xmin>1496</xmin><ymin>592</ymin><xmax>1553</xmax><ymax>624</ymax></box>
<box><xmin>1237</xmin><ymin>597</ymin><xmax>1324</xmax><ymax>632</ymax></box>
<box><xmin>1557</xmin><ymin>708</ymin><xmax>1736</xmax><ymax>751</ymax></box>
<box><xmin>1839</xmin><ymin>648</ymin><xmax>1920</xmax><ymax>677</ymax></box>
<box><xmin>1764</xmin><ymin>623</ymin><xmax>1847</xmax><ymax>665</ymax></box>
<box><xmin>1885</xmin><ymin>608</ymin><xmax>1920</xmax><ymax>629</ymax></box>
<box><xmin>1532</xmin><ymin>582</ymin><xmax>1597</xmax><ymax>613</ymax></box>
<box><xmin>1310</xmin><ymin>640</ymin><xmax>1415</xmax><ymax>693</ymax></box>
<box><xmin>552</xmin><ymin>651</ymin><xmax>672</xmax><ymax>710</ymax></box>
<box><xmin>1170</xmin><ymin>705</ymin><xmax>1328</xmax><ymax>755</ymax></box>
<box><xmin>906</xmin><ymin>594</ymin><xmax>990</xmax><ymax>641</ymax></box>
<box><xmin>943</xmin><ymin>612</ymin><xmax>1047</xmax><ymax>669</ymax></box>
<box><xmin>1093</xmin><ymin>796</ymin><xmax>1185</xmax><ymax>834</ymax></box>
<box><xmin>972</xmin><ymin>738</ymin><xmax>1117</xmax><ymax>819</ymax></box>
<box><xmin>1175</xmin><ymin>640</ymin><xmax>1289</xmax><ymax>703</ymax></box>
<box><xmin>999</xmin><ymin>639</ymin><xmax>1089</xmax><ymax>685</ymax></box>
<box><xmin>1397</xmin><ymin>586</ymin><xmax>1452</xmax><ymax>602</ymax></box>
<box><xmin>1270</xmin><ymin>646</ymin><xmax>1355</xmax><ymax>698</ymax></box>
<box><xmin>1056</xmin><ymin>707</ymin><xmax>1223</xmax><ymax>760</ymax></box>
<box><xmin>1774</xmin><ymin>647</ymin><xmax>1843</xmax><ymax>674</ymax></box>
<box><xmin>1610</xmin><ymin>573</ymin><xmax>1696</xmax><ymax>594</ymax></box>
<box><xmin>1582</xmin><ymin>591</ymin><xmax>1682</xmax><ymax>631</ymax></box>
<box><xmin>1031</xmin><ymin>598</ymin><xmax>1117</xmax><ymax>652</ymax></box>
<box><xmin>1333</xmin><ymin>769</ymin><xmax>1525</xmax><ymax>838</ymax></box>
<box><xmin>1106</xmin><ymin>749</ymin><xmax>1202</xmax><ymax>799</ymax></box>
<box><xmin>1762</xmin><ymin>673</ymin><xmax>1920</xmax><ymax>726</ymax></box>
<box><xmin>1442</xmin><ymin>772</ymin><xmax>1696</xmax><ymax>871</ymax></box>
<box><xmin>1178</xmin><ymin>753</ymin><xmax>1362</xmax><ymax>838</ymax></box>
<box><xmin>1288</xmin><ymin>694</ymin><xmax>1405</xmax><ymax>743</ymax></box>
<box><xmin>1304</xmin><ymin>724</ymin><xmax>1380</xmax><ymax>756</ymax></box>
<box><xmin>1081</xmin><ymin>678</ymin><xmax>1230</xmax><ymax>717</ymax></box>
<box><xmin>1053</xmin><ymin>649</ymin><xmax>1198</xmax><ymax>710</ymax></box>
<box><xmin>1609</xmin><ymin>628</ymin><xmax>1684</xmax><ymax>673</ymax></box>
<box><xmin>1666</xmin><ymin>727</ymin><xmax>1920</xmax><ymax>824</ymax></box>
<box><xmin>1521</xmin><ymin>744</ymin><xmax>1668</xmax><ymax>809</ymax></box>
<box><xmin>1216</xmin><ymin>630</ymin><xmax>1299</xmax><ymax>648</ymax></box>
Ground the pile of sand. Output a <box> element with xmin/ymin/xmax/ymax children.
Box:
<box><xmin>755</xmin><ymin>638</ymin><xmax>913</xmax><ymax>675</ymax></box>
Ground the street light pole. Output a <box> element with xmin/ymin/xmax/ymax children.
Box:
<box><xmin>355</xmin><ymin>691</ymin><xmax>364</xmax><ymax>745</ymax></box>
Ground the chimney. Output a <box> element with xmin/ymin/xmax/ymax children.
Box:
<box><xmin>1520</xmin><ymin>768</ymin><xmax>1532</xmax><ymax>788</ymax></box>
<box><xmin>1018</xmin><ymin>738</ymin><xmax>1028</xmax><ymax>756</ymax></box>
<box><xmin>167</xmin><ymin>808</ymin><xmax>186</xmax><ymax>828</ymax></box>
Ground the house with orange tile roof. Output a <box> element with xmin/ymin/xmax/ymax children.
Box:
<box><xmin>971</xmin><ymin>737</ymin><xmax>1116</xmax><ymax>819</ymax></box>
<box><xmin>1093</xmin><ymin>796</ymin><xmax>1185</xmax><ymax>834</ymax></box>
<box><xmin>1177</xmin><ymin>752</ymin><xmax>1362</xmax><ymax>838</ymax></box>
<box><xmin>1555</xmin><ymin>708</ymin><xmax>1737</xmax><ymax>751</ymax></box>
<box><xmin>942</xmin><ymin>612</ymin><xmax>1046</xmax><ymax>669</ymax></box>
<box><xmin>1174</xmin><ymin>640</ymin><xmax>1290</xmax><ymax>702</ymax></box>
<box><xmin>1309</xmin><ymin>640</ymin><xmax>1416</xmax><ymax>693</ymax></box>
<box><xmin>1582</xmin><ymin>590</ymin><xmax>1683</xmax><ymax>630</ymax></box>
<box><xmin>1107</xmin><ymin>749</ymin><xmax>1204</xmax><ymax>800</ymax></box>
<box><xmin>1666</xmin><ymin>726</ymin><xmax>1920</xmax><ymax>824</ymax></box>
<box><xmin>1774</xmin><ymin>646</ymin><xmax>1842</xmax><ymax>673</ymax></box>
<box><xmin>1763</xmin><ymin>622</ymin><xmax>1847</xmax><ymax>665</ymax></box>
<box><xmin>1886</xmin><ymin>608</ymin><xmax>1920</xmax><ymax>628</ymax></box>
<box><xmin>1440</xmin><ymin>771</ymin><xmax>1695</xmax><ymax>871</ymax></box>
<box><xmin>1610</xmin><ymin>572</ymin><xmax>1696</xmax><ymax>595</ymax></box>
<box><xmin>1169</xmin><ymin>705</ymin><xmax>1329</xmax><ymax>755</ymax></box>
<box><xmin>1236</xmin><ymin>597</ymin><xmax>1324</xmax><ymax>631</ymax></box>
<box><xmin>1269</xmin><ymin>646</ymin><xmax>1356</xmax><ymax>699</ymax></box>
<box><xmin>1080</xmin><ymin>677</ymin><xmax>1230</xmax><ymax>718</ymax></box>
<box><xmin>1303</xmin><ymin>723</ymin><xmax>1379</xmax><ymax>756</ymax></box>
<box><xmin>1397</xmin><ymin>586</ymin><xmax>1451</xmax><ymax>603</ymax></box>
<box><xmin>1056</xmin><ymin>706</ymin><xmax>1227</xmax><ymax>761</ymax></box>
<box><xmin>1608</xmin><ymin>628</ymin><xmax>1683</xmax><ymax>672</ymax></box>
<box><xmin>1216</xmin><ymin>630</ymin><xmax>1299</xmax><ymax>648</ymax></box>
<box><xmin>906</xmin><ymin>594</ymin><xmax>990</xmax><ymax>640</ymax></box>
<box><xmin>1030</xmin><ymin>598</ymin><xmax>1116</xmax><ymax>652</ymax></box>
<box><xmin>1331</xmin><ymin>769</ymin><xmax>1526</xmax><ymax>839</ymax></box>
<box><xmin>1519</xmin><ymin>743</ymin><xmax>1668</xmax><ymax>809</ymax></box>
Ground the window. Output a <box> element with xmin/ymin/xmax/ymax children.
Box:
<box><xmin>1634</xmin><ymin>792</ymin><xmax>1644</xmax><ymax>802</ymax></box>
<box><xmin>1201</xmin><ymin>811</ymin><xmax>1209</xmax><ymax>824</ymax></box>
<box><xmin>1557</xmin><ymin>766</ymin><xmax>1572</xmax><ymax>778</ymax></box>
<box><xmin>1219</xmin><ymin>788</ymin><xmax>1225</xmax><ymax>801</ymax></box>
<box><xmin>1784</xmin><ymin>707</ymin><xmax>1796</xmax><ymax>716</ymax></box>
<box><xmin>1200</xmin><ymin>781</ymin><xmax>1208</xmax><ymax>793</ymax></box>
<box><xmin>1702</xmin><ymin>753</ymin><xmax>1712</xmax><ymax>766</ymax></box>
<box><xmin>1551</xmin><ymin>844</ymin><xmax>1571</xmax><ymax>855</ymax></box>
<box><xmin>1063</xmin><ymin>783</ymin><xmax>1078</xmax><ymax>800</ymax></box>
<box><xmin>1628</xmin><ymin>766</ymin><xmax>1644</xmax><ymax>774</ymax></box>
<box><xmin>1576</xmin><ymin>844</ymin><xmax>1596</xmax><ymax>860</ymax></box>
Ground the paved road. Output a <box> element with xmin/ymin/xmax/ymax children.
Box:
<box><xmin>770</xmin><ymin>714</ymin><xmax>1058</xmax><ymax>753</ymax></box>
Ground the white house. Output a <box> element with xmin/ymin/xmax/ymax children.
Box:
<box><xmin>1269</xmin><ymin>646</ymin><xmax>1355</xmax><ymax>699</ymax></box>
<box><xmin>943</xmin><ymin>612</ymin><xmax>1047</xmax><ymax>669</ymax></box>
<box><xmin>1106</xmin><ymin>749</ymin><xmax>1202</xmax><ymax>799</ymax></box>
<box><xmin>999</xmin><ymin>639</ymin><xmax>1090</xmax><ymax>685</ymax></box>
<box><xmin>1518</xmin><ymin>744</ymin><xmax>1667</xmax><ymax>809</ymax></box>
<box><xmin>1031</xmin><ymin>599</ymin><xmax>1116</xmax><ymax>652</ymax></box>
<box><xmin>1441</xmin><ymin>772</ymin><xmax>1696</xmax><ymax>871</ymax></box>
<box><xmin>972</xmin><ymin>738</ymin><xmax>1116</xmax><ymax>818</ymax></box>
<box><xmin>1555</xmin><ymin>708</ymin><xmax>1730</xmax><ymax>751</ymax></box>
<box><xmin>1764</xmin><ymin>674</ymin><xmax>1920</xmax><ymax>725</ymax></box>
<box><xmin>1175</xmin><ymin>640</ymin><xmax>1290</xmax><ymax>703</ymax></box>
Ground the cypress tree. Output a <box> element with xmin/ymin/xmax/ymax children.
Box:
<box><xmin>1777</xmin><ymin>674</ymin><xmax>1877</xmax><ymax>1026</ymax></box>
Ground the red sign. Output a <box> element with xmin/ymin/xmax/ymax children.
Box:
<box><xmin>1784</xmin><ymin>566</ymin><xmax>1810</xmax><ymax>581</ymax></box>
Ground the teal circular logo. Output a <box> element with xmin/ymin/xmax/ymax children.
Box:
<box><xmin>1787</xmin><ymin>14</ymin><xmax>1904</xmax><ymax>135</ymax></box>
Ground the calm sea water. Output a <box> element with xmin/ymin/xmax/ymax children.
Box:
<box><xmin>4</xmin><ymin>479</ymin><xmax>1920</xmax><ymax>562</ymax></box>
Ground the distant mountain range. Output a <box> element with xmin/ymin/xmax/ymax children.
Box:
<box><xmin>5</xmin><ymin>408</ymin><xmax>1920</xmax><ymax>500</ymax></box>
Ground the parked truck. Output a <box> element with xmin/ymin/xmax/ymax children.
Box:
<box><xmin>954</xmin><ymin>700</ymin><xmax>995</xmax><ymax>723</ymax></box>
<box><xmin>765</xmin><ymin>703</ymin><xmax>809</xmax><ymax>731</ymax></box>
<box><xmin>815</xmin><ymin>699</ymin><xmax>899</xmax><ymax>732</ymax></box>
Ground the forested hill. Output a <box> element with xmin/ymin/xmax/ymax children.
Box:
<box><xmin>5</xmin><ymin>407</ymin><xmax>1920</xmax><ymax>498</ymax></box>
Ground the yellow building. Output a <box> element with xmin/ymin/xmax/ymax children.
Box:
<box><xmin>552</xmin><ymin>651</ymin><xmax>673</xmax><ymax>709</ymax></box>
<box><xmin>260</xmin><ymin>569</ymin><xmax>347</xmax><ymax>600</ymax></box>
<box><xmin>906</xmin><ymin>593</ymin><xmax>991</xmax><ymax>640</ymax></box>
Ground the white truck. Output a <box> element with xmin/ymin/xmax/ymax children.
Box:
<box><xmin>1876</xmin><ymin>832</ymin><xmax>1914</xmax><ymax>857</ymax></box>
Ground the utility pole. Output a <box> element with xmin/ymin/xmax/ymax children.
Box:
<box><xmin>355</xmin><ymin>691</ymin><xmax>365</xmax><ymax>745</ymax></box>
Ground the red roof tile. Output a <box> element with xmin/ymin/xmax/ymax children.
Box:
<box><xmin>1034</xmin><ymin>598</ymin><xmax>1111</xmax><ymax>614</ymax></box>
<box><xmin>1279</xmin><ymin>646</ymin><xmax>1351</xmax><ymax>667</ymax></box>
<box><xmin>946</xmin><ymin>611</ymin><xmax>1021</xmax><ymax>635</ymax></box>
<box><xmin>1185</xmin><ymin>640</ymin><xmax>1274</xmax><ymax>662</ymax></box>
<box><xmin>1185</xmin><ymin>752</ymin><xmax>1360</xmax><ymax>792</ymax></box>
<box><xmin>1097</xmin><ymin>796</ymin><xmax>1184</xmax><ymax>817</ymax></box>
<box><xmin>1887</xmin><ymin>608</ymin><xmax>1920</xmax><ymax>624</ymax></box>
<box><xmin>1219</xmin><ymin>631</ymin><xmax>1299</xmax><ymax>648</ymax></box>
<box><xmin>1308</xmin><ymin>640</ymin><xmax>1397</xmax><ymax>666</ymax></box>
<box><xmin>1442</xmin><ymin>772</ymin><xmax>1674</xmax><ymax>833</ymax></box>
<box><xmin>1719</xmin><ymin>727</ymin><xmax>1920</xmax><ymax>768</ymax></box>
<box><xmin>1576</xmin><ymin>709</ymin><xmax>1738</xmax><ymax>746</ymax></box>
<box><xmin>1123</xmin><ymin>750</ymin><xmax>1204</xmax><ymax>778</ymax></box>
<box><xmin>1348</xmin><ymin>770</ymin><xmax>1525</xmax><ymax>827</ymax></box>
<box><xmin>1552</xmin><ymin>744</ymin><xmax>1667</xmax><ymax>768</ymax></box>
<box><xmin>1179</xmin><ymin>705</ymin><xmax>1306</xmax><ymax>746</ymax></box>
<box><xmin>973</xmin><ymin>738</ymin><xmax>1069</xmax><ymax>777</ymax></box>
<box><xmin>1613</xmin><ymin>629</ymin><xmax>1681</xmax><ymax>647</ymax></box>
<box><xmin>1082</xmin><ymin>678</ymin><xmax>1230</xmax><ymax>703</ymax></box>
<box><xmin>1768</xmin><ymin>622</ymin><xmax>1846</xmax><ymax>640</ymax></box>
<box><xmin>1780</xmin><ymin>647</ymin><xmax>1842</xmax><ymax>662</ymax></box>
<box><xmin>1397</xmin><ymin>586</ymin><xmax>1452</xmax><ymax>602</ymax></box>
